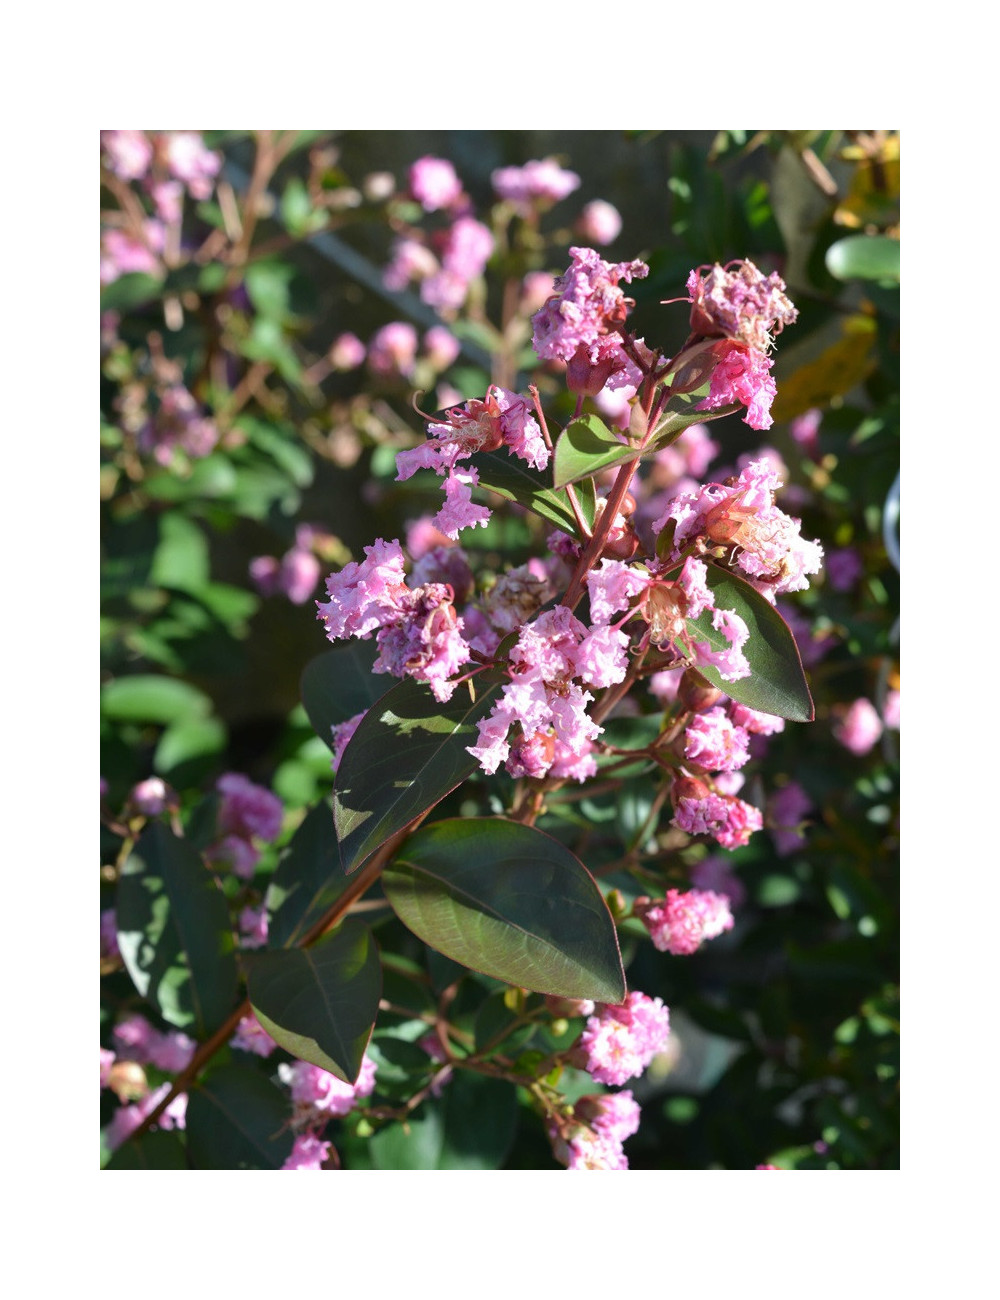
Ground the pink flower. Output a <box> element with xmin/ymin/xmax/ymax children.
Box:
<box><xmin>586</xmin><ymin>560</ymin><xmax>651</xmax><ymax>624</ymax></box>
<box><xmin>424</xmin><ymin>325</ymin><xmax>461</xmax><ymax>371</ymax></box>
<box><xmin>433</xmin><ymin>467</ymin><xmax>493</xmax><ymax>540</ymax></box>
<box><xmin>329</xmin><ymin>332</ymin><xmax>366</xmax><ymax>370</ymax></box>
<box><xmin>129</xmin><ymin>776</ymin><xmax>171</xmax><ymax>816</ymax></box>
<box><xmin>578</xmin><ymin>992</ymin><xmax>671</xmax><ymax>1086</ymax></box>
<box><xmin>491</xmin><ymin>158</ymin><xmax>580</xmax><ymax>213</ymax></box>
<box><xmin>282</xmin><ymin>1133</ymin><xmax>332</xmax><ymax>1170</ymax></box>
<box><xmin>217</xmin><ymin>773</ymin><xmax>283</xmax><ymax>843</ymax></box>
<box><xmin>100</xmin><ymin>223</ymin><xmax>164</xmax><ymax>285</ymax></box>
<box><xmin>686</xmin><ymin>259</ymin><xmax>798</xmax><ymax>354</ymax></box>
<box><xmin>672</xmin><ymin>780</ymin><xmax>763</xmax><ymax>851</ymax></box>
<box><xmin>727</xmin><ymin>701</ymin><xmax>786</xmax><ymax>736</ymax></box>
<box><xmin>105</xmin><ymin>1084</ymin><xmax>187</xmax><ymax>1151</ymax></box>
<box><xmin>409</xmin><ymin>156</ymin><xmax>463</xmax><ymax>212</ymax></box>
<box><xmin>316</xmin><ymin>538</ymin><xmax>409</xmax><ymax>641</ymax></box>
<box><xmin>684</xmin><ymin>707</ymin><xmax>751</xmax><ymax>772</ymax></box>
<box><xmin>575</xmin><ymin>200</ymin><xmax>622</xmax><ymax>246</ymax></box>
<box><xmin>238</xmin><ymin>904</ymin><xmax>269</xmax><ymax>950</ymax></box>
<box><xmin>635</xmin><ymin>889</ymin><xmax>734</xmax><ymax>955</ymax></box>
<box><xmin>100</xmin><ymin>1047</ymin><xmax>116</xmax><ymax>1089</ymax></box>
<box><xmin>883</xmin><ymin>688</ymin><xmax>900</xmax><ymax>730</ymax></box>
<box><xmin>331</xmin><ymin>711</ymin><xmax>366</xmax><ymax>772</ymax></box>
<box><xmin>147</xmin><ymin>1029</ymin><xmax>197</xmax><ymax>1073</ymax></box>
<box><xmin>697</xmin><ymin>341</ymin><xmax>777</xmax><ymax>430</ymax></box>
<box><xmin>101</xmin><ymin>130</ymin><xmax>152</xmax><ymax>180</ymax></box>
<box><xmin>278</xmin><ymin>1054</ymin><xmax>377</xmax><ymax>1123</ymax></box>
<box><xmin>113</xmin><ymin>1013</ymin><xmax>157</xmax><ymax>1060</ymax></box>
<box><xmin>373</xmin><ymin>583</ymin><xmax>471</xmax><ymax>701</ymax></box>
<box><xmin>367</xmin><ymin>321</ymin><xmax>418</xmax><ymax>377</ymax></box>
<box><xmin>532</xmin><ymin>246</ymin><xmax>648</xmax><ymax>365</ymax></box>
<box><xmin>231</xmin><ymin>1012</ymin><xmax>278</xmax><ymax>1058</ymax></box>
<box><xmin>833</xmin><ymin>697</ymin><xmax>883</xmax><ymax>756</ymax></box>
<box><xmin>790</xmin><ymin>408</ymin><xmax>823</xmax><ymax>457</ymax></box>
<box><xmin>206</xmin><ymin>834</ymin><xmax>260</xmax><ymax>880</ymax></box>
<box><xmin>164</xmin><ymin>132</ymin><xmax>221</xmax><ymax>200</ymax></box>
<box><xmin>383</xmin><ymin>238</ymin><xmax>439</xmax><ymax>291</ymax></box>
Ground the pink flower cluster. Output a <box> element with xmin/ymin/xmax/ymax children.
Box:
<box><xmin>112</xmin><ymin>1012</ymin><xmax>197</xmax><ymax>1073</ymax></box>
<box><xmin>282</xmin><ymin>1133</ymin><xmax>333</xmax><ymax>1170</ymax></box>
<box><xmin>467</xmin><ymin>604</ymin><xmax>631</xmax><ymax>781</ymax></box>
<box><xmin>671</xmin><ymin>775</ymin><xmax>763</xmax><ymax>851</ymax></box>
<box><xmin>634</xmin><ymin>889</ymin><xmax>735</xmax><ymax>956</ymax></box>
<box><xmin>491</xmin><ymin>157</ymin><xmax>580</xmax><ymax>213</ymax></box>
<box><xmin>655</xmin><ymin>459</ymin><xmax>823</xmax><ymax>603</ymax></box>
<box><xmin>249</xmin><ymin>524</ymin><xmax>336</xmax><ymax>605</ymax></box>
<box><xmin>532</xmin><ymin>247</ymin><xmax>649</xmax><ymax>395</ymax></box>
<box><xmin>231</xmin><ymin>1011</ymin><xmax>278</xmax><ymax>1057</ymax></box>
<box><xmin>138</xmin><ymin>384</ymin><xmax>219</xmax><ymax>465</ymax></box>
<box><xmin>278</xmin><ymin>1054</ymin><xmax>377</xmax><ymax>1131</ymax></box>
<box><xmin>833</xmin><ymin>697</ymin><xmax>883</xmax><ymax>756</ymax></box>
<box><xmin>548</xmin><ymin>1090</ymin><xmax>641</xmax><ymax>1170</ymax></box>
<box><xmin>683</xmin><ymin>706</ymin><xmax>751</xmax><ymax>772</ymax></box>
<box><xmin>205</xmin><ymin>773</ymin><xmax>284</xmax><ymax>880</ymax></box>
<box><xmin>578</xmin><ymin>992</ymin><xmax>671</xmax><ymax>1086</ymax></box>
<box><xmin>105</xmin><ymin>1082</ymin><xmax>188</xmax><ymax>1151</ymax></box>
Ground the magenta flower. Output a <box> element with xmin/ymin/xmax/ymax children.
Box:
<box><xmin>231</xmin><ymin>1013</ymin><xmax>278</xmax><ymax>1058</ymax></box>
<box><xmin>531</xmin><ymin>246</ymin><xmax>648</xmax><ymax>365</ymax></box>
<box><xmin>217</xmin><ymin>773</ymin><xmax>283</xmax><ymax>843</ymax></box>
<box><xmin>578</xmin><ymin>992</ymin><xmax>671</xmax><ymax>1086</ymax></box>
<box><xmin>683</xmin><ymin>707</ymin><xmax>751</xmax><ymax>773</ymax></box>
<box><xmin>635</xmin><ymin>889</ymin><xmax>734</xmax><ymax>956</ymax></box>
<box><xmin>697</xmin><ymin>341</ymin><xmax>777</xmax><ymax>430</ymax></box>
<box><xmin>282</xmin><ymin>1134</ymin><xmax>332</xmax><ymax>1170</ymax></box>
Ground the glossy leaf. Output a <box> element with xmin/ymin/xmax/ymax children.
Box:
<box><xmin>826</xmin><ymin>234</ymin><xmax>900</xmax><ymax>284</ymax></box>
<box><xmin>300</xmin><ymin>642</ymin><xmax>383</xmax><ymax>752</ymax></box>
<box><xmin>469</xmin><ymin>448</ymin><xmax>593</xmax><ymax>536</ymax></box>
<box><xmin>383</xmin><ymin>818</ymin><xmax>626</xmax><ymax>1002</ymax></box>
<box><xmin>186</xmin><ymin>1065</ymin><xmax>294</xmax><ymax>1170</ymax></box>
<box><xmin>100</xmin><ymin>674</ymin><xmax>212</xmax><ymax>725</ymax></box>
<box><xmin>333</xmin><ymin>675</ymin><xmax>504</xmax><ymax>874</ymax></box>
<box><xmin>553</xmin><ymin>414</ymin><xmax>637</xmax><ymax>489</ymax></box>
<box><xmin>266</xmin><ymin>799</ymin><xmax>356</xmax><ymax>946</ymax></box>
<box><xmin>117</xmin><ymin>823</ymin><xmax>240</xmax><ymax>1036</ymax></box>
<box><xmin>688</xmin><ymin>563</ymin><xmax>814</xmax><ymax>721</ymax></box>
<box><xmin>248</xmin><ymin>920</ymin><xmax>381</xmax><ymax>1085</ymax></box>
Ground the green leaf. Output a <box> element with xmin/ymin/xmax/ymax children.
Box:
<box><xmin>186</xmin><ymin>1065</ymin><xmax>295</xmax><ymax>1170</ymax></box>
<box><xmin>370</xmin><ymin>1106</ymin><xmax>445</xmax><ymax>1170</ymax></box>
<box><xmin>100</xmin><ymin>674</ymin><xmax>212</xmax><ymax>725</ymax></box>
<box><xmin>333</xmin><ymin>675</ymin><xmax>505</xmax><ymax>875</ymax></box>
<box><xmin>117</xmin><ymin>823</ymin><xmax>240</xmax><ymax>1036</ymax></box>
<box><xmin>300</xmin><ymin>642</ymin><xmax>384</xmax><ymax>752</ymax></box>
<box><xmin>153</xmin><ymin>716</ymin><xmax>227</xmax><ymax>774</ymax></box>
<box><xmin>266</xmin><ymin>800</ymin><xmax>355</xmax><ymax>946</ymax></box>
<box><xmin>105</xmin><ymin>1130</ymin><xmax>189</xmax><ymax>1169</ymax></box>
<box><xmin>826</xmin><ymin>234</ymin><xmax>900</xmax><ymax>285</ymax></box>
<box><xmin>100</xmin><ymin>272</ymin><xmax>164</xmax><ymax>313</ymax></box>
<box><xmin>244</xmin><ymin>260</ymin><xmax>294</xmax><ymax>319</ymax></box>
<box><xmin>688</xmin><ymin>563</ymin><xmax>814</xmax><ymax>721</ymax></box>
<box><xmin>150</xmin><ymin>513</ymin><xmax>210</xmax><ymax>591</ymax></box>
<box><xmin>248</xmin><ymin>919</ymin><xmax>381</xmax><ymax>1085</ymax></box>
<box><xmin>437</xmin><ymin>1072</ymin><xmax>518</xmax><ymax>1169</ymax></box>
<box><xmin>649</xmin><ymin>397</ymin><xmax>739</xmax><ymax>448</ymax></box>
<box><xmin>469</xmin><ymin>449</ymin><xmax>592</xmax><ymax>537</ymax></box>
<box><xmin>553</xmin><ymin>415</ymin><xmax>636</xmax><ymax>489</ymax></box>
<box><xmin>383</xmin><ymin>818</ymin><xmax>626</xmax><ymax>1002</ymax></box>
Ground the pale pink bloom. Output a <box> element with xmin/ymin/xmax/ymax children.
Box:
<box><xmin>520</xmin><ymin>270</ymin><xmax>556</xmax><ymax>315</ymax></box>
<box><xmin>139</xmin><ymin>384</ymin><xmax>218</xmax><ymax>463</ymax></box>
<box><xmin>410</xmin><ymin>544</ymin><xmax>474</xmax><ymax>603</ymax></box>
<box><xmin>713</xmin><ymin>770</ymin><xmax>745</xmax><ymax>797</ymax></box>
<box><xmin>278</xmin><ymin>548</ymin><xmax>322</xmax><ymax>604</ymax></box>
<box><xmin>129</xmin><ymin>776</ymin><xmax>170</xmax><ymax>816</ymax></box>
<box><xmin>434</xmin><ymin>467</ymin><xmax>492</xmax><ymax>539</ymax></box>
<box><xmin>677</xmin><ymin>556</ymin><xmax>714</xmax><ymax>618</ymax></box>
<box><xmin>586</xmin><ymin>560</ymin><xmax>651</xmax><ymax>625</ymax></box>
<box><xmin>424</xmin><ymin>325</ymin><xmax>461</xmax><ymax>370</ymax></box>
<box><xmin>100</xmin><ymin>224</ymin><xmax>164</xmax><ymax>284</ymax></box>
<box><xmin>532</xmin><ymin>246</ymin><xmax>648</xmax><ymax>365</ymax></box>
<box><xmin>101</xmin><ymin>130</ymin><xmax>152</xmax><ymax>180</ymax></box>
<box><xmin>575</xmin><ymin>199</ymin><xmax>623</xmax><ymax>246</ymax></box>
<box><xmin>768</xmin><ymin>782</ymin><xmax>814</xmax><ymax>856</ymax></box>
<box><xmin>684</xmin><ymin>707</ymin><xmax>750</xmax><ymax>772</ymax></box>
<box><xmin>278</xmin><ymin>1054</ymin><xmax>377</xmax><ymax>1122</ymax></box>
<box><xmin>147</xmin><ymin>1029</ymin><xmax>196</xmax><ymax>1073</ymax></box>
<box><xmin>113</xmin><ymin>1013</ymin><xmax>157</xmax><ymax>1060</ymax></box>
<box><xmin>550</xmin><ymin>1124</ymin><xmax>630</xmax><ymax>1170</ymax></box>
<box><xmin>578</xmin><ymin>1090</ymin><xmax>642</xmax><ymax>1145</ymax></box>
<box><xmin>101</xmin><ymin>1047</ymin><xmax>116</xmax><ymax>1089</ymax></box>
<box><xmin>756</xmin><ymin>1163</ymin><xmax>781</xmax><ymax>1170</ymax></box>
<box><xmin>164</xmin><ymin>132</ymin><xmax>221</xmax><ymax>200</ymax></box>
<box><xmin>491</xmin><ymin>158</ymin><xmax>580</xmax><ymax>212</ymax></box>
<box><xmin>105</xmin><ymin>1084</ymin><xmax>187</xmax><ymax>1151</ymax></box>
<box><xmin>317</xmin><ymin>538</ymin><xmax>409</xmax><ymax>642</ymax></box>
<box><xmin>409</xmin><ymin>156</ymin><xmax>463</xmax><ymax>212</ymax></box>
<box><xmin>686</xmin><ymin>259</ymin><xmax>798</xmax><ymax>354</ymax></box>
<box><xmin>362</xmin><ymin>171</ymin><xmax>395</xmax><ymax>202</ymax></box>
<box><xmin>575</xmin><ymin>624</ymin><xmax>630</xmax><ymax>689</ymax></box>
<box><xmin>635</xmin><ymin>889</ymin><xmax>734</xmax><ymax>956</ymax></box>
<box><xmin>790</xmin><ymin>408</ymin><xmax>823</xmax><ymax>457</ymax></box>
<box><xmin>383</xmin><ymin>237</ymin><xmax>439</xmax><ymax>292</ymax></box>
<box><xmin>727</xmin><ymin>701</ymin><xmax>786</xmax><ymax>736</ymax></box>
<box><xmin>373</xmin><ymin>583</ymin><xmax>471</xmax><ymax>700</ymax></box>
<box><xmin>833</xmin><ymin>697</ymin><xmax>883</xmax><ymax>756</ymax></box>
<box><xmin>405</xmin><ymin>516</ymin><xmax>454</xmax><ymax>559</ymax></box>
<box><xmin>421</xmin><ymin>217</ymin><xmax>494</xmax><ymax>309</ymax></box>
<box><xmin>579</xmin><ymin>992</ymin><xmax>671</xmax><ymax>1086</ymax></box>
<box><xmin>883</xmin><ymin>689</ymin><xmax>900</xmax><ymax>729</ymax></box>
<box><xmin>329</xmin><ymin>332</ymin><xmax>366</xmax><ymax>370</ymax></box>
<box><xmin>150</xmin><ymin>179</ymin><xmax>184</xmax><ymax>223</ymax></box>
<box><xmin>367</xmin><ymin>321</ymin><xmax>418</xmax><ymax>377</ymax></box>
<box><xmin>697</xmin><ymin>341</ymin><xmax>777</xmax><ymax>430</ymax></box>
<box><xmin>673</xmin><ymin>788</ymin><xmax>763</xmax><ymax>851</ymax></box>
<box><xmin>690</xmin><ymin>606</ymin><xmax>752</xmax><ymax>682</ymax></box>
<box><xmin>231</xmin><ymin>1012</ymin><xmax>278</xmax><ymax>1058</ymax></box>
<box><xmin>238</xmin><ymin>903</ymin><xmax>269</xmax><ymax>950</ymax></box>
<box><xmin>592</xmin><ymin>383</ymin><xmax>633</xmax><ymax>431</ymax></box>
<box><xmin>648</xmin><ymin>668</ymin><xmax>682</xmax><ymax>704</ymax></box>
<box><xmin>217</xmin><ymin>773</ymin><xmax>283</xmax><ymax>842</ymax></box>
<box><xmin>283</xmin><ymin>1133</ymin><xmax>332</xmax><ymax>1170</ymax></box>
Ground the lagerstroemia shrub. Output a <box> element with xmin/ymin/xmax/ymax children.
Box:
<box><xmin>101</xmin><ymin>131</ymin><xmax>899</xmax><ymax>1170</ymax></box>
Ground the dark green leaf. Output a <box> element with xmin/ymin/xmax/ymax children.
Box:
<box><xmin>687</xmin><ymin>563</ymin><xmax>814</xmax><ymax>721</ymax></box>
<box><xmin>248</xmin><ymin>919</ymin><xmax>381</xmax><ymax>1085</ymax></box>
<box><xmin>117</xmin><ymin>823</ymin><xmax>240</xmax><ymax>1036</ymax></box>
<box><xmin>333</xmin><ymin>675</ymin><xmax>505</xmax><ymax>874</ymax></box>
<box><xmin>370</xmin><ymin>1106</ymin><xmax>444</xmax><ymax>1170</ymax></box>
<box><xmin>469</xmin><ymin>448</ymin><xmax>592</xmax><ymax>537</ymax></box>
<box><xmin>105</xmin><ymin>1130</ymin><xmax>189</xmax><ymax>1169</ymax></box>
<box><xmin>553</xmin><ymin>415</ymin><xmax>637</xmax><ymax>489</ymax></box>
<box><xmin>438</xmin><ymin>1071</ymin><xmax>518</xmax><ymax>1169</ymax></box>
<box><xmin>826</xmin><ymin>234</ymin><xmax>900</xmax><ymax>285</ymax></box>
<box><xmin>187</xmin><ymin>1065</ymin><xmax>294</xmax><ymax>1170</ymax></box>
<box><xmin>300</xmin><ymin>642</ymin><xmax>383</xmax><ymax>752</ymax></box>
<box><xmin>383</xmin><ymin>818</ymin><xmax>626</xmax><ymax>1002</ymax></box>
<box><xmin>649</xmin><ymin>398</ymin><xmax>739</xmax><ymax>449</ymax></box>
<box><xmin>266</xmin><ymin>800</ymin><xmax>355</xmax><ymax>946</ymax></box>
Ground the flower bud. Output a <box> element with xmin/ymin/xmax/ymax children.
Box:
<box><xmin>678</xmin><ymin>667</ymin><xmax>722</xmax><ymax>714</ymax></box>
<box><xmin>108</xmin><ymin>1060</ymin><xmax>148</xmax><ymax>1103</ymax></box>
<box><xmin>671</xmin><ymin>774</ymin><xmax>712</xmax><ymax>809</ymax></box>
<box><xmin>668</xmin><ymin>339</ymin><xmax>723</xmax><ymax>394</ymax></box>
